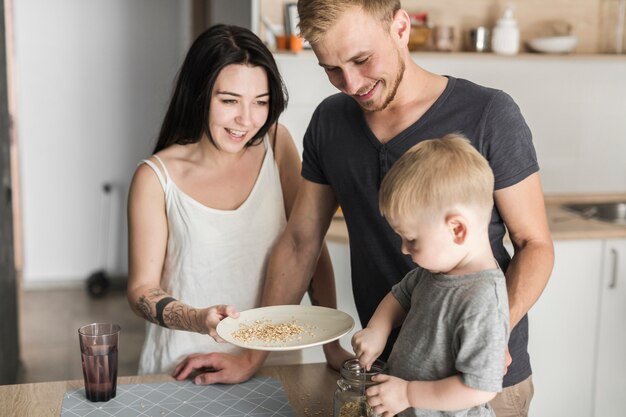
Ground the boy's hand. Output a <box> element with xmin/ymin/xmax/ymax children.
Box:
<box><xmin>366</xmin><ymin>374</ymin><xmax>411</xmax><ymax>417</ymax></box>
<box><xmin>351</xmin><ymin>328</ymin><xmax>386</xmax><ymax>370</ymax></box>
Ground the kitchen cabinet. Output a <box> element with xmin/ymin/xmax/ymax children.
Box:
<box><xmin>594</xmin><ymin>239</ymin><xmax>626</xmax><ymax>417</ymax></box>
<box><xmin>520</xmin><ymin>238</ymin><xmax>626</xmax><ymax>417</ymax></box>
<box><xmin>524</xmin><ymin>240</ymin><xmax>603</xmax><ymax>417</ymax></box>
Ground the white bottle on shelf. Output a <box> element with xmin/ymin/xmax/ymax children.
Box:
<box><xmin>491</xmin><ymin>5</ymin><xmax>520</xmax><ymax>55</ymax></box>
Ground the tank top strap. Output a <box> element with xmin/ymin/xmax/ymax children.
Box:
<box><xmin>139</xmin><ymin>155</ymin><xmax>170</xmax><ymax>191</ymax></box>
<box><xmin>152</xmin><ymin>155</ymin><xmax>172</xmax><ymax>179</ymax></box>
<box><xmin>263</xmin><ymin>133</ymin><xmax>273</xmax><ymax>159</ymax></box>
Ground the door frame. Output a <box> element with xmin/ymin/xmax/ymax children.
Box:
<box><xmin>0</xmin><ymin>0</ymin><xmax>22</xmax><ymax>385</ymax></box>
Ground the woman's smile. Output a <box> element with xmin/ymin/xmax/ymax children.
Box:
<box><xmin>225</xmin><ymin>128</ymin><xmax>247</xmax><ymax>140</ymax></box>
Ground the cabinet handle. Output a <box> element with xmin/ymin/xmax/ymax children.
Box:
<box><xmin>609</xmin><ymin>248</ymin><xmax>619</xmax><ymax>289</ymax></box>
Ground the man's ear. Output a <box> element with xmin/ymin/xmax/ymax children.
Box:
<box><xmin>446</xmin><ymin>213</ymin><xmax>468</xmax><ymax>245</ymax></box>
<box><xmin>391</xmin><ymin>9</ymin><xmax>411</xmax><ymax>45</ymax></box>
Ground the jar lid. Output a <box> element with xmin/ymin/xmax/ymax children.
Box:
<box><xmin>340</xmin><ymin>358</ymin><xmax>388</xmax><ymax>385</ymax></box>
<box><xmin>409</xmin><ymin>12</ymin><xmax>428</xmax><ymax>26</ymax></box>
<box><xmin>497</xmin><ymin>6</ymin><xmax>518</xmax><ymax>27</ymax></box>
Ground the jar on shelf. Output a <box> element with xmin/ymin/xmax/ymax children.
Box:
<box><xmin>408</xmin><ymin>12</ymin><xmax>432</xmax><ymax>51</ymax></box>
<box><xmin>491</xmin><ymin>5</ymin><xmax>520</xmax><ymax>55</ymax></box>
<box><xmin>434</xmin><ymin>25</ymin><xmax>455</xmax><ymax>52</ymax></box>
<box><xmin>333</xmin><ymin>358</ymin><xmax>388</xmax><ymax>417</ymax></box>
<box><xmin>466</xmin><ymin>26</ymin><xmax>490</xmax><ymax>52</ymax></box>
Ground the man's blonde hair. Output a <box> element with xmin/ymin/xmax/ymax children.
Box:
<box><xmin>297</xmin><ymin>0</ymin><xmax>401</xmax><ymax>44</ymax></box>
<box><xmin>380</xmin><ymin>134</ymin><xmax>494</xmax><ymax>221</ymax></box>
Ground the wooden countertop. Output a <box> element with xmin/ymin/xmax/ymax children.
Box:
<box><xmin>326</xmin><ymin>193</ymin><xmax>626</xmax><ymax>243</ymax></box>
<box><xmin>543</xmin><ymin>194</ymin><xmax>626</xmax><ymax>240</ymax></box>
<box><xmin>0</xmin><ymin>363</ymin><xmax>338</xmax><ymax>417</ymax></box>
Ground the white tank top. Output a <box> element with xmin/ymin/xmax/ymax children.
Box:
<box><xmin>138</xmin><ymin>136</ymin><xmax>301</xmax><ymax>374</ymax></box>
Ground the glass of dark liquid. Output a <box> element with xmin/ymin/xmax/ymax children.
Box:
<box><xmin>78</xmin><ymin>323</ymin><xmax>120</xmax><ymax>402</ymax></box>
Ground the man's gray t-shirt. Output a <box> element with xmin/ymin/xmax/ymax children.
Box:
<box><xmin>301</xmin><ymin>76</ymin><xmax>538</xmax><ymax>387</ymax></box>
<box><xmin>390</xmin><ymin>268</ymin><xmax>509</xmax><ymax>417</ymax></box>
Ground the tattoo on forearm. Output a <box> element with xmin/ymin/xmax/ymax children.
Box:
<box><xmin>135</xmin><ymin>288</ymin><xmax>207</xmax><ymax>333</ymax></box>
<box><xmin>164</xmin><ymin>304</ymin><xmax>204</xmax><ymax>333</ymax></box>
<box><xmin>137</xmin><ymin>296</ymin><xmax>156</xmax><ymax>323</ymax></box>
<box><xmin>135</xmin><ymin>288</ymin><xmax>166</xmax><ymax>324</ymax></box>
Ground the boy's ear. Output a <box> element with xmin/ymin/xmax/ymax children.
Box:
<box><xmin>446</xmin><ymin>213</ymin><xmax>468</xmax><ymax>245</ymax></box>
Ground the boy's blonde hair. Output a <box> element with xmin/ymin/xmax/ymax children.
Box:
<box><xmin>297</xmin><ymin>0</ymin><xmax>401</xmax><ymax>44</ymax></box>
<box><xmin>380</xmin><ymin>134</ymin><xmax>494</xmax><ymax>221</ymax></box>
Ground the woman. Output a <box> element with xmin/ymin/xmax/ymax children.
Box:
<box><xmin>127</xmin><ymin>24</ymin><xmax>345</xmax><ymax>383</ymax></box>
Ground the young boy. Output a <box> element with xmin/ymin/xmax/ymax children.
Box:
<box><xmin>352</xmin><ymin>134</ymin><xmax>509</xmax><ymax>417</ymax></box>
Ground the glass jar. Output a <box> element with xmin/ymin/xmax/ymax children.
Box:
<box><xmin>333</xmin><ymin>358</ymin><xmax>388</xmax><ymax>417</ymax></box>
<box><xmin>408</xmin><ymin>12</ymin><xmax>432</xmax><ymax>51</ymax></box>
<box><xmin>434</xmin><ymin>26</ymin><xmax>455</xmax><ymax>52</ymax></box>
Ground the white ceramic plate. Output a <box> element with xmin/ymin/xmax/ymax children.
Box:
<box><xmin>527</xmin><ymin>35</ymin><xmax>578</xmax><ymax>54</ymax></box>
<box><xmin>216</xmin><ymin>305</ymin><xmax>355</xmax><ymax>351</ymax></box>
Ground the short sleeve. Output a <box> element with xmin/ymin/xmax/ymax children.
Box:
<box><xmin>301</xmin><ymin>105</ymin><xmax>329</xmax><ymax>185</ymax></box>
<box><xmin>391</xmin><ymin>268</ymin><xmax>422</xmax><ymax>311</ymax></box>
<box><xmin>483</xmin><ymin>91</ymin><xmax>539</xmax><ymax>190</ymax></box>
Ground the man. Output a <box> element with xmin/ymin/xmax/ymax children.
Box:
<box><xmin>176</xmin><ymin>1</ymin><xmax>554</xmax><ymax>415</ymax></box>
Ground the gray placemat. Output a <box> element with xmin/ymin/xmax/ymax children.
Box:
<box><xmin>61</xmin><ymin>376</ymin><xmax>295</xmax><ymax>417</ymax></box>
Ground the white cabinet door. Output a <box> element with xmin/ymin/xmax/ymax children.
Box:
<box><xmin>525</xmin><ymin>240</ymin><xmax>603</xmax><ymax>417</ymax></box>
<box><xmin>594</xmin><ymin>239</ymin><xmax>626</xmax><ymax>417</ymax></box>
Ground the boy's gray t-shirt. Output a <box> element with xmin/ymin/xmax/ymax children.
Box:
<box><xmin>389</xmin><ymin>268</ymin><xmax>510</xmax><ymax>417</ymax></box>
<box><xmin>301</xmin><ymin>76</ymin><xmax>538</xmax><ymax>387</ymax></box>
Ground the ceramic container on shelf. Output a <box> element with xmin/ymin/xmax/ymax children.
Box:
<box><xmin>491</xmin><ymin>5</ymin><xmax>520</xmax><ymax>55</ymax></box>
<box><xmin>527</xmin><ymin>35</ymin><xmax>578</xmax><ymax>54</ymax></box>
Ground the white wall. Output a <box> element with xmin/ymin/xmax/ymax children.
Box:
<box><xmin>14</xmin><ymin>0</ymin><xmax>191</xmax><ymax>285</ymax></box>
<box><xmin>276</xmin><ymin>52</ymin><xmax>626</xmax><ymax>195</ymax></box>
<box><xmin>413</xmin><ymin>55</ymin><xmax>626</xmax><ymax>194</ymax></box>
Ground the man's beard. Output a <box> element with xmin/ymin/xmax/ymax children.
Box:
<box><xmin>362</xmin><ymin>51</ymin><xmax>405</xmax><ymax>113</ymax></box>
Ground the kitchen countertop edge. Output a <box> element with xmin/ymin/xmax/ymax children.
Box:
<box><xmin>326</xmin><ymin>193</ymin><xmax>626</xmax><ymax>243</ymax></box>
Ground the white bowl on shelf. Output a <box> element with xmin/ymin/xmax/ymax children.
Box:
<box><xmin>527</xmin><ymin>35</ymin><xmax>578</xmax><ymax>54</ymax></box>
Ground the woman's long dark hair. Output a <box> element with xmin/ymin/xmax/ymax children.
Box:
<box><xmin>153</xmin><ymin>24</ymin><xmax>288</xmax><ymax>153</ymax></box>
